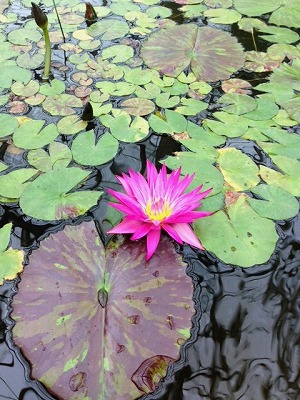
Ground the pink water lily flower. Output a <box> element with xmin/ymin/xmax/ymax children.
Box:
<box><xmin>107</xmin><ymin>160</ymin><xmax>213</xmax><ymax>260</ymax></box>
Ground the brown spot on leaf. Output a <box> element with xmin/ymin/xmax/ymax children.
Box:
<box><xmin>69</xmin><ymin>371</ymin><xmax>87</xmax><ymax>392</ymax></box>
<box><xmin>116</xmin><ymin>343</ymin><xmax>126</xmax><ymax>353</ymax></box>
<box><xmin>166</xmin><ymin>315</ymin><xmax>175</xmax><ymax>330</ymax></box>
<box><xmin>131</xmin><ymin>355</ymin><xmax>175</xmax><ymax>393</ymax></box>
<box><xmin>127</xmin><ymin>314</ymin><xmax>140</xmax><ymax>325</ymax></box>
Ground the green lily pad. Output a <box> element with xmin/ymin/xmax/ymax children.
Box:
<box><xmin>179</xmin><ymin>4</ymin><xmax>207</xmax><ymax>18</ymax></box>
<box><xmin>269</xmin><ymin>0</ymin><xmax>300</xmax><ymax>29</ymax></box>
<box><xmin>16</xmin><ymin>53</ymin><xmax>44</xmax><ymax>69</ymax></box>
<box><xmin>233</xmin><ymin>0</ymin><xmax>281</xmax><ymax>16</ymax></box>
<box><xmin>11</xmin><ymin>80</ymin><xmax>40</xmax><ymax>97</ymax></box>
<box><xmin>7</xmin><ymin>27</ymin><xmax>41</xmax><ymax>45</ymax></box>
<box><xmin>124</xmin><ymin>67</ymin><xmax>154</xmax><ymax>86</ymax></box>
<box><xmin>218</xmin><ymin>93</ymin><xmax>257</xmax><ymax>114</ymax></box>
<box><xmin>260</xmin><ymin>155</ymin><xmax>300</xmax><ymax>196</ymax></box>
<box><xmin>203</xmin><ymin>112</ymin><xmax>249</xmax><ymax>138</ymax></box>
<box><xmin>0</xmin><ymin>114</ymin><xmax>18</xmax><ymax>138</ymax></box>
<box><xmin>243</xmin><ymin>98</ymin><xmax>279</xmax><ymax>121</ymax></box>
<box><xmin>249</xmin><ymin>185</ymin><xmax>299</xmax><ymax>220</ymax></box>
<box><xmin>257</xmin><ymin>127</ymin><xmax>300</xmax><ymax>160</ymax></box>
<box><xmin>0</xmin><ymin>168</ymin><xmax>39</xmax><ymax>200</ymax></box>
<box><xmin>13</xmin><ymin>120</ymin><xmax>59</xmax><ymax>150</ymax></box>
<box><xmin>258</xmin><ymin>26</ymin><xmax>299</xmax><ymax>44</ymax></box>
<box><xmin>27</xmin><ymin>142</ymin><xmax>72</xmax><ymax>172</ymax></box>
<box><xmin>187</xmin><ymin>121</ymin><xmax>226</xmax><ymax>146</ymax></box>
<box><xmin>164</xmin><ymin>153</ymin><xmax>224</xmax><ymax>195</ymax></box>
<box><xmin>195</xmin><ymin>195</ymin><xmax>278</xmax><ymax>267</ymax></box>
<box><xmin>57</xmin><ymin>115</ymin><xmax>88</xmax><ymax>136</ymax></box>
<box><xmin>20</xmin><ymin>167</ymin><xmax>102</xmax><ymax>221</ymax></box>
<box><xmin>39</xmin><ymin>79</ymin><xmax>65</xmax><ymax>96</ymax></box>
<box><xmin>269</xmin><ymin>59</ymin><xmax>300</xmax><ymax>91</ymax></box>
<box><xmin>203</xmin><ymin>8</ymin><xmax>241</xmax><ymax>24</ymax></box>
<box><xmin>217</xmin><ymin>148</ymin><xmax>260</xmax><ymax>191</ymax></box>
<box><xmin>71</xmin><ymin>131</ymin><xmax>119</xmax><ymax>166</ymax></box>
<box><xmin>155</xmin><ymin>93</ymin><xmax>180</xmax><ymax>108</ymax></box>
<box><xmin>42</xmin><ymin>94</ymin><xmax>82</xmax><ymax>116</ymax></box>
<box><xmin>102</xmin><ymin>44</ymin><xmax>134</xmax><ymax>63</ymax></box>
<box><xmin>12</xmin><ymin>221</ymin><xmax>194</xmax><ymax>399</ymax></box>
<box><xmin>0</xmin><ymin>223</ymin><xmax>24</xmax><ymax>285</ymax></box>
<box><xmin>141</xmin><ymin>24</ymin><xmax>244</xmax><ymax>82</ymax></box>
<box><xmin>255</xmin><ymin>83</ymin><xmax>294</xmax><ymax>104</ymax></box>
<box><xmin>148</xmin><ymin>110</ymin><xmax>187</xmax><ymax>135</ymax></box>
<box><xmin>108</xmin><ymin>114</ymin><xmax>149</xmax><ymax>142</ymax></box>
<box><xmin>119</xmin><ymin>98</ymin><xmax>155</xmax><ymax>116</ymax></box>
<box><xmin>87</xmin><ymin>19</ymin><xmax>129</xmax><ymax>40</ymax></box>
<box><xmin>135</xmin><ymin>83</ymin><xmax>161</xmax><ymax>100</ymax></box>
<box><xmin>280</xmin><ymin>97</ymin><xmax>300</xmax><ymax>122</ymax></box>
<box><xmin>0</xmin><ymin>63</ymin><xmax>32</xmax><ymax>88</ymax></box>
<box><xmin>175</xmin><ymin>98</ymin><xmax>208</xmax><ymax>116</ymax></box>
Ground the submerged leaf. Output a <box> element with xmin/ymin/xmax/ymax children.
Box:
<box><xmin>12</xmin><ymin>221</ymin><xmax>194</xmax><ymax>399</ymax></box>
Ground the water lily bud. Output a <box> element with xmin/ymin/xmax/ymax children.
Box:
<box><xmin>31</xmin><ymin>2</ymin><xmax>48</xmax><ymax>30</ymax></box>
<box><xmin>85</xmin><ymin>2</ymin><xmax>98</xmax><ymax>21</ymax></box>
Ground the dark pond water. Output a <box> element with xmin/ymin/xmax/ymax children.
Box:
<box><xmin>0</xmin><ymin>0</ymin><xmax>300</xmax><ymax>399</ymax></box>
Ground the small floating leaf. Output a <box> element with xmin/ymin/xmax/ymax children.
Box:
<box><xmin>42</xmin><ymin>94</ymin><xmax>82</xmax><ymax>116</ymax></box>
<box><xmin>260</xmin><ymin>156</ymin><xmax>300</xmax><ymax>196</ymax></box>
<box><xmin>0</xmin><ymin>114</ymin><xmax>18</xmax><ymax>138</ymax></box>
<box><xmin>87</xmin><ymin>19</ymin><xmax>129</xmax><ymax>40</ymax></box>
<box><xmin>194</xmin><ymin>195</ymin><xmax>278</xmax><ymax>267</ymax></box>
<box><xmin>13</xmin><ymin>120</ymin><xmax>59</xmax><ymax>150</ymax></box>
<box><xmin>119</xmin><ymin>98</ymin><xmax>155</xmax><ymax>116</ymax></box>
<box><xmin>108</xmin><ymin>114</ymin><xmax>149</xmax><ymax>142</ymax></box>
<box><xmin>71</xmin><ymin>131</ymin><xmax>119</xmax><ymax>166</ymax></box>
<box><xmin>27</xmin><ymin>142</ymin><xmax>72</xmax><ymax>172</ymax></box>
<box><xmin>249</xmin><ymin>185</ymin><xmax>299</xmax><ymax>220</ymax></box>
<box><xmin>19</xmin><ymin>168</ymin><xmax>101</xmax><ymax>220</ymax></box>
<box><xmin>217</xmin><ymin>148</ymin><xmax>260</xmax><ymax>191</ymax></box>
<box><xmin>0</xmin><ymin>168</ymin><xmax>39</xmax><ymax>200</ymax></box>
<box><xmin>0</xmin><ymin>223</ymin><xmax>24</xmax><ymax>285</ymax></box>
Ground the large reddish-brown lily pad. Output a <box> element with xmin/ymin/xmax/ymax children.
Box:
<box><xmin>141</xmin><ymin>24</ymin><xmax>244</xmax><ymax>82</ymax></box>
<box><xmin>12</xmin><ymin>221</ymin><xmax>194</xmax><ymax>400</ymax></box>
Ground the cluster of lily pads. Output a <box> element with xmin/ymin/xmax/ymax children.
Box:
<box><xmin>0</xmin><ymin>0</ymin><xmax>299</xmax><ymax>271</ymax></box>
<box><xmin>0</xmin><ymin>0</ymin><xmax>300</xmax><ymax>398</ymax></box>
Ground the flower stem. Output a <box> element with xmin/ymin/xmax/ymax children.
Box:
<box><xmin>42</xmin><ymin>27</ymin><xmax>51</xmax><ymax>81</ymax></box>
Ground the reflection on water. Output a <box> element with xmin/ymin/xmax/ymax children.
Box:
<box><xmin>146</xmin><ymin>214</ymin><xmax>300</xmax><ymax>400</ymax></box>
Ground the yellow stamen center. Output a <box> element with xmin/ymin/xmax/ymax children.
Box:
<box><xmin>145</xmin><ymin>198</ymin><xmax>172</xmax><ymax>222</ymax></box>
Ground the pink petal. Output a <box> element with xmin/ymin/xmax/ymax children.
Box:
<box><xmin>108</xmin><ymin>202</ymin><xmax>145</xmax><ymax>219</ymax></box>
<box><xmin>146</xmin><ymin>227</ymin><xmax>161</xmax><ymax>260</ymax></box>
<box><xmin>171</xmin><ymin>223</ymin><xmax>204</xmax><ymax>250</ymax></box>
<box><xmin>161</xmin><ymin>223</ymin><xmax>183</xmax><ymax>244</ymax></box>
<box><xmin>131</xmin><ymin>222</ymin><xmax>152</xmax><ymax>240</ymax></box>
<box><xmin>166</xmin><ymin>210</ymin><xmax>213</xmax><ymax>223</ymax></box>
<box><xmin>107</xmin><ymin>218</ymin><xmax>144</xmax><ymax>234</ymax></box>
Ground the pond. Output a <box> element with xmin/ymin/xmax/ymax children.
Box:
<box><xmin>0</xmin><ymin>0</ymin><xmax>300</xmax><ymax>399</ymax></box>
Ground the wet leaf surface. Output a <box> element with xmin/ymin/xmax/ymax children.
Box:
<box><xmin>194</xmin><ymin>195</ymin><xmax>278</xmax><ymax>267</ymax></box>
<box><xmin>12</xmin><ymin>221</ymin><xmax>194</xmax><ymax>399</ymax></box>
<box><xmin>141</xmin><ymin>24</ymin><xmax>244</xmax><ymax>82</ymax></box>
<box><xmin>19</xmin><ymin>168</ymin><xmax>102</xmax><ymax>220</ymax></box>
